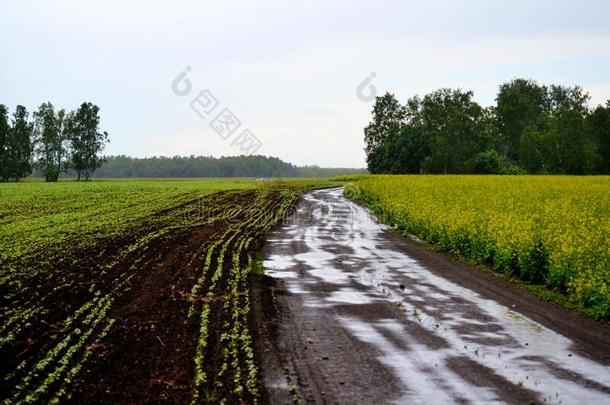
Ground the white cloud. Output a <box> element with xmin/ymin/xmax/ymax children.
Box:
<box><xmin>587</xmin><ymin>84</ymin><xmax>610</xmax><ymax>107</ymax></box>
<box><xmin>2</xmin><ymin>1</ymin><xmax>610</xmax><ymax>167</ymax></box>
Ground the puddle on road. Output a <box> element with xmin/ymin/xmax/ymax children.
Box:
<box><xmin>264</xmin><ymin>188</ymin><xmax>610</xmax><ymax>404</ymax></box>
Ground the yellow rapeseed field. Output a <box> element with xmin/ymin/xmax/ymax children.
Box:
<box><xmin>344</xmin><ymin>175</ymin><xmax>610</xmax><ymax>320</ymax></box>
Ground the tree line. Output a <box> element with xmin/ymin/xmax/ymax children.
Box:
<box><xmin>0</xmin><ymin>102</ymin><xmax>108</xmax><ymax>182</ymax></box>
<box><xmin>89</xmin><ymin>155</ymin><xmax>367</xmax><ymax>178</ymax></box>
<box><xmin>364</xmin><ymin>78</ymin><xmax>610</xmax><ymax>174</ymax></box>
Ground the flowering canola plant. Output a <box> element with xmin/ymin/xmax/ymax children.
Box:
<box><xmin>344</xmin><ymin>175</ymin><xmax>610</xmax><ymax>320</ymax></box>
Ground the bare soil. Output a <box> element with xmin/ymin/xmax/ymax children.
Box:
<box><xmin>2</xmin><ymin>190</ymin><xmax>279</xmax><ymax>404</ymax></box>
<box><xmin>254</xmin><ymin>188</ymin><xmax>610</xmax><ymax>404</ymax></box>
<box><xmin>70</xmin><ymin>225</ymin><xmax>219</xmax><ymax>403</ymax></box>
<box><xmin>70</xmin><ymin>190</ymin><xmax>271</xmax><ymax>403</ymax></box>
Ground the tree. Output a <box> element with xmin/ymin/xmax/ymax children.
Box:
<box><xmin>56</xmin><ymin>110</ymin><xmax>72</xmax><ymax>177</ymax></box>
<box><xmin>0</xmin><ymin>105</ymin><xmax>9</xmax><ymax>181</ymax></box>
<box><xmin>362</xmin><ymin>79</ymin><xmax>609</xmax><ymax>175</ymax></box>
<box><xmin>544</xmin><ymin>85</ymin><xmax>591</xmax><ymax>174</ymax></box>
<box><xmin>380</xmin><ymin>124</ymin><xmax>429</xmax><ymax>173</ymax></box>
<box><xmin>496</xmin><ymin>79</ymin><xmax>549</xmax><ymax>162</ymax></box>
<box><xmin>70</xmin><ymin>102</ymin><xmax>108</xmax><ymax>180</ymax></box>
<box><xmin>363</xmin><ymin>93</ymin><xmax>406</xmax><ymax>173</ymax></box>
<box><xmin>419</xmin><ymin>89</ymin><xmax>491</xmax><ymax>173</ymax></box>
<box><xmin>465</xmin><ymin>150</ymin><xmax>503</xmax><ymax>174</ymax></box>
<box><xmin>34</xmin><ymin>102</ymin><xmax>71</xmax><ymax>182</ymax></box>
<box><xmin>365</xmin><ymin>95</ymin><xmax>430</xmax><ymax>174</ymax></box>
<box><xmin>7</xmin><ymin>105</ymin><xmax>34</xmax><ymax>181</ymax></box>
<box><xmin>586</xmin><ymin>101</ymin><xmax>610</xmax><ymax>173</ymax></box>
<box><xmin>89</xmin><ymin>155</ymin><xmax>363</xmax><ymax>178</ymax></box>
<box><xmin>519</xmin><ymin>123</ymin><xmax>547</xmax><ymax>173</ymax></box>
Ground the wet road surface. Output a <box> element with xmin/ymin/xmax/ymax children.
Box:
<box><xmin>256</xmin><ymin>188</ymin><xmax>610</xmax><ymax>404</ymax></box>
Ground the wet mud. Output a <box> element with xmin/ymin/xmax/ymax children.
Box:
<box><xmin>255</xmin><ymin>188</ymin><xmax>610</xmax><ymax>404</ymax></box>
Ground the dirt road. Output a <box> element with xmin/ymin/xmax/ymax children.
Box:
<box><xmin>253</xmin><ymin>188</ymin><xmax>610</xmax><ymax>404</ymax></box>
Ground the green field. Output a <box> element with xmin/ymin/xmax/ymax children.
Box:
<box><xmin>343</xmin><ymin>175</ymin><xmax>610</xmax><ymax>320</ymax></box>
<box><xmin>3</xmin><ymin>175</ymin><xmax>610</xmax><ymax>403</ymax></box>
<box><xmin>0</xmin><ymin>178</ymin><xmax>339</xmax><ymax>403</ymax></box>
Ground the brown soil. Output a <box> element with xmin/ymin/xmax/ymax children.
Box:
<box><xmin>70</xmin><ymin>225</ymin><xmax>218</xmax><ymax>403</ymax></box>
<box><xmin>386</xmin><ymin>231</ymin><xmax>610</xmax><ymax>364</ymax></box>
<box><xmin>69</xmin><ymin>190</ymin><xmax>268</xmax><ymax>403</ymax></box>
<box><xmin>253</xmin><ymin>188</ymin><xmax>610</xmax><ymax>404</ymax></box>
<box><xmin>2</xmin><ymin>190</ymin><xmax>281</xmax><ymax>404</ymax></box>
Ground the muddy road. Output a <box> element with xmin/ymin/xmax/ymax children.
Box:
<box><xmin>254</xmin><ymin>188</ymin><xmax>610</xmax><ymax>404</ymax></box>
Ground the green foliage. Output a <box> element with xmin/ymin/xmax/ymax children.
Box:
<box><xmin>465</xmin><ymin>150</ymin><xmax>503</xmax><ymax>174</ymax></box>
<box><xmin>6</xmin><ymin>105</ymin><xmax>34</xmax><ymax>181</ymax></box>
<box><xmin>587</xmin><ymin>101</ymin><xmax>610</xmax><ymax>174</ymax></box>
<box><xmin>363</xmin><ymin>93</ymin><xmax>406</xmax><ymax>173</ymax></box>
<box><xmin>496</xmin><ymin>78</ymin><xmax>549</xmax><ymax>161</ymax></box>
<box><xmin>420</xmin><ymin>89</ymin><xmax>494</xmax><ymax>174</ymax></box>
<box><xmin>379</xmin><ymin>123</ymin><xmax>429</xmax><ymax>173</ymax></box>
<box><xmin>70</xmin><ymin>102</ymin><xmax>109</xmax><ymax>181</ymax></box>
<box><xmin>39</xmin><ymin>155</ymin><xmax>367</xmax><ymax>178</ymax></box>
<box><xmin>0</xmin><ymin>105</ymin><xmax>9</xmax><ymax>181</ymax></box>
<box><xmin>518</xmin><ymin>238</ymin><xmax>550</xmax><ymax>284</ymax></box>
<box><xmin>33</xmin><ymin>103</ymin><xmax>72</xmax><ymax>182</ymax></box>
<box><xmin>1</xmin><ymin>102</ymin><xmax>108</xmax><ymax>182</ymax></box>
<box><xmin>364</xmin><ymin>78</ymin><xmax>610</xmax><ymax>175</ymax></box>
<box><xmin>499</xmin><ymin>163</ymin><xmax>527</xmax><ymax>175</ymax></box>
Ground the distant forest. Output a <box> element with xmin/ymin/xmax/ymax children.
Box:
<box><xmin>1</xmin><ymin>103</ymin><xmax>365</xmax><ymax>181</ymax></box>
<box><xmin>365</xmin><ymin>78</ymin><xmax>610</xmax><ymax>174</ymax></box>
<box><xmin>88</xmin><ymin>155</ymin><xmax>367</xmax><ymax>178</ymax></box>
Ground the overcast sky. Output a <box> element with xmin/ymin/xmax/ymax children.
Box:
<box><xmin>2</xmin><ymin>0</ymin><xmax>610</xmax><ymax>167</ymax></box>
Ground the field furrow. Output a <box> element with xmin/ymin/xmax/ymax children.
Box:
<box><xmin>1</xmin><ymin>178</ymin><xmax>332</xmax><ymax>403</ymax></box>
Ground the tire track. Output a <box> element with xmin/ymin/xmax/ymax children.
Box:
<box><xmin>257</xmin><ymin>187</ymin><xmax>610</xmax><ymax>404</ymax></box>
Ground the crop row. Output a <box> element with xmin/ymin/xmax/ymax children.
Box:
<box><xmin>190</xmin><ymin>189</ymin><xmax>301</xmax><ymax>404</ymax></box>
<box><xmin>1</xmin><ymin>179</ymin><xmax>332</xmax><ymax>403</ymax></box>
<box><xmin>1</xmin><ymin>189</ymin><xmax>239</xmax><ymax>403</ymax></box>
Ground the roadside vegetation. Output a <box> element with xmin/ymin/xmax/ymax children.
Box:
<box><xmin>343</xmin><ymin>175</ymin><xmax>610</xmax><ymax>320</ymax></box>
<box><xmin>0</xmin><ymin>178</ymin><xmax>339</xmax><ymax>403</ymax></box>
